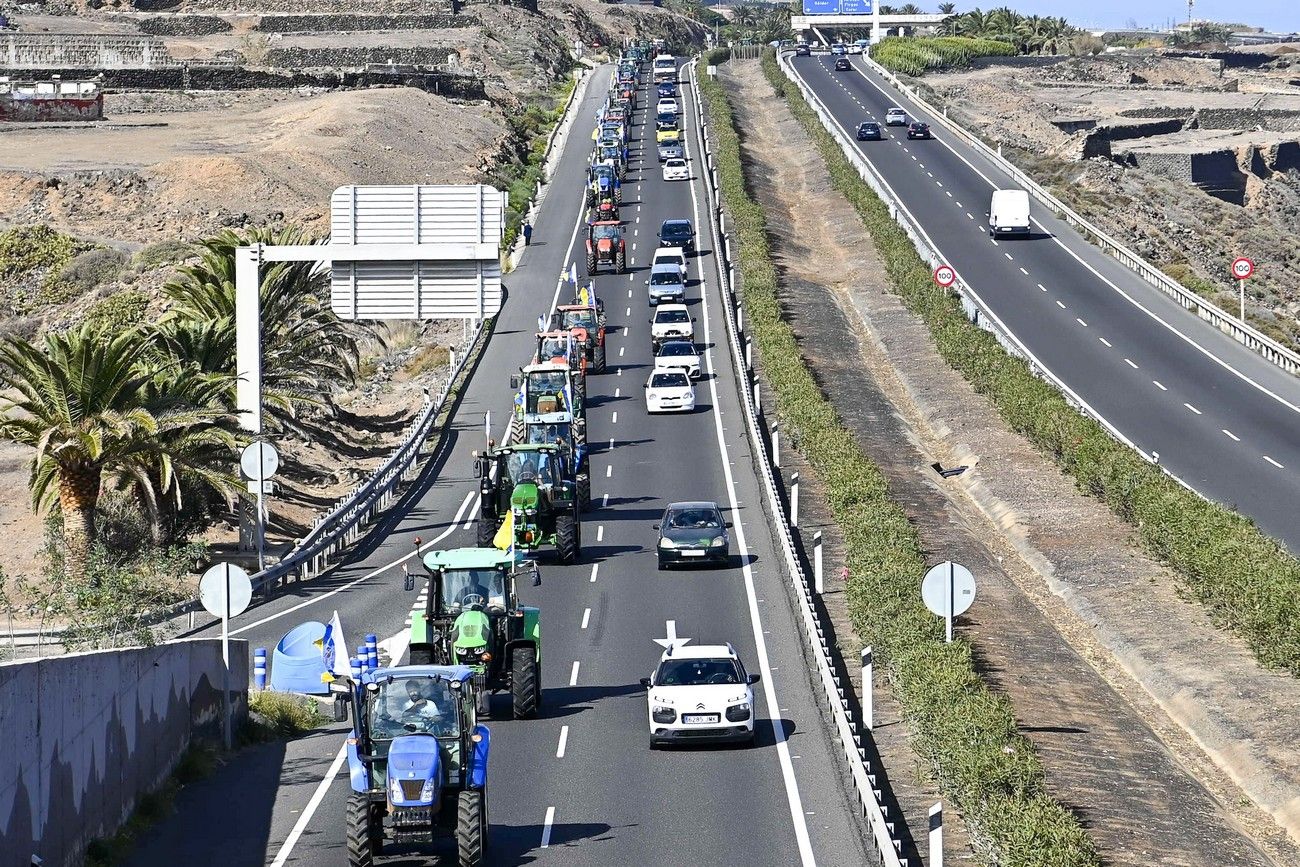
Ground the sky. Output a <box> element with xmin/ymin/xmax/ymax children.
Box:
<box><xmin>983</xmin><ymin>0</ymin><xmax>1295</xmax><ymax>33</ymax></box>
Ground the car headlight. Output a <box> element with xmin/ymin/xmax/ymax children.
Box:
<box><xmin>647</xmin><ymin>391</ymin><xmax>657</xmax><ymax>399</ymax></box>
<box><xmin>710</xmin><ymin>536</ymin><xmax>726</xmax><ymax>548</ymax></box>
<box><xmin>652</xmin><ymin>705</ymin><xmax>677</xmax><ymax>723</ymax></box>
<box><xmin>725</xmin><ymin>702</ymin><xmax>751</xmax><ymax>722</ymax></box>
<box><xmin>524</xmin><ymin>508</ymin><xmax>537</xmax><ymax>516</ymax></box>
<box><xmin>659</xmin><ymin>537</ymin><xmax>675</xmax><ymax>549</ymax></box>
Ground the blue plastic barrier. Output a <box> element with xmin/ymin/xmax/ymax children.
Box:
<box><xmin>269</xmin><ymin>621</ymin><xmax>329</xmax><ymax>694</ymax></box>
<box><xmin>253</xmin><ymin>648</ymin><xmax>267</xmax><ymax>690</ymax></box>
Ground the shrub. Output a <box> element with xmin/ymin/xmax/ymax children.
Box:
<box><xmin>85</xmin><ymin>289</ymin><xmax>151</xmax><ymax>332</ymax></box>
<box><xmin>48</xmin><ymin>248</ymin><xmax>127</xmax><ymax>295</ymax></box>
<box><xmin>0</xmin><ymin>224</ymin><xmax>90</xmax><ymax>280</ymax></box>
<box><xmin>872</xmin><ymin>36</ymin><xmax>1015</xmax><ymax>76</ymax></box>
<box><xmin>132</xmin><ymin>239</ymin><xmax>194</xmax><ymax>270</ymax></box>
<box><xmin>696</xmin><ymin>51</ymin><xmax>1101</xmax><ymax>865</ymax></box>
<box><xmin>247</xmin><ymin>691</ymin><xmax>324</xmax><ymax>740</ymax></box>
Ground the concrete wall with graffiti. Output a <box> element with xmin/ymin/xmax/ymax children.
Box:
<box><xmin>0</xmin><ymin>639</ymin><xmax>248</xmax><ymax>867</ymax></box>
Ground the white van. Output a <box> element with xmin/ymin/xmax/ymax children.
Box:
<box><xmin>653</xmin><ymin>54</ymin><xmax>677</xmax><ymax>83</ymax></box>
<box><xmin>989</xmin><ymin>189</ymin><xmax>1030</xmax><ymax>238</ymax></box>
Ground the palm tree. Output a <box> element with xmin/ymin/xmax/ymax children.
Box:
<box><xmin>161</xmin><ymin>226</ymin><xmax>366</xmax><ymax>424</ymax></box>
<box><xmin>879</xmin><ymin>5</ymin><xmax>898</xmax><ymax>14</ymax></box>
<box><xmin>937</xmin><ymin>2</ymin><xmax>956</xmax><ymax>12</ymax></box>
<box><xmin>898</xmin><ymin>3</ymin><xmax>923</xmax><ymax>14</ymax></box>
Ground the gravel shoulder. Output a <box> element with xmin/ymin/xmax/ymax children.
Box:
<box><xmin>722</xmin><ymin>57</ymin><xmax>1300</xmax><ymax>864</ymax></box>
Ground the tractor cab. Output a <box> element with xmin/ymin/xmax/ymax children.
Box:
<box><xmin>511</xmin><ymin>363</ymin><xmax>581</xmax><ymax>419</ymax></box>
<box><xmin>586</xmin><ymin>162</ymin><xmax>622</xmax><ymax>210</ymax></box>
<box><xmin>524</xmin><ymin>410</ymin><xmax>590</xmax><ymax>509</ymax></box>
<box><xmin>534</xmin><ymin>330</ymin><xmax>584</xmax><ymax>374</ymax></box>
<box><xmin>473</xmin><ymin>443</ymin><xmax>581</xmax><ymax>564</ymax></box>
<box><xmin>549</xmin><ymin>302</ymin><xmax>607</xmax><ymax>372</ymax></box>
<box><xmin>330</xmin><ymin>665</ymin><xmax>489</xmax><ymax>865</ymax></box>
<box><xmin>596</xmin><ymin>139</ymin><xmax>626</xmax><ymax>176</ymax></box>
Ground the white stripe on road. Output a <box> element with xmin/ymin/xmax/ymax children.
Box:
<box><xmin>541</xmin><ymin>807</ymin><xmax>555</xmax><ymax>848</ymax></box>
<box><xmin>268</xmin><ymin>744</ymin><xmax>349</xmax><ymax>867</ymax></box>
<box><xmin>590</xmin><ymin>563</ymin><xmax>599</xmax><ymax>583</ymax></box>
<box><xmin>556</xmin><ymin>726</ymin><xmax>569</xmax><ymax>758</ymax></box>
<box><xmin>581</xmin><ymin>607</ymin><xmax>591</xmax><ymax>629</ymax></box>
<box><xmin>1265</xmin><ymin>455</ymin><xmax>1285</xmax><ymax>469</ymax></box>
<box><xmin>569</xmin><ymin>661</ymin><xmax>580</xmax><ymax>685</ymax></box>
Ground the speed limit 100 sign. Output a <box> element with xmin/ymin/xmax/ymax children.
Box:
<box><xmin>1231</xmin><ymin>257</ymin><xmax>1255</xmax><ymax>280</ymax></box>
<box><xmin>933</xmin><ymin>265</ymin><xmax>956</xmax><ymax>287</ymax></box>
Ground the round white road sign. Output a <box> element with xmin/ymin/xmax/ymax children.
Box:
<box><xmin>240</xmin><ymin>441</ymin><xmax>280</xmax><ymax>481</ymax></box>
<box><xmin>199</xmin><ymin>563</ymin><xmax>252</xmax><ymax>619</ymax></box>
<box><xmin>921</xmin><ymin>561</ymin><xmax>976</xmax><ymax>618</ymax></box>
<box><xmin>933</xmin><ymin>265</ymin><xmax>956</xmax><ymax>287</ymax></box>
<box><xmin>1231</xmin><ymin>257</ymin><xmax>1255</xmax><ymax>280</ymax></box>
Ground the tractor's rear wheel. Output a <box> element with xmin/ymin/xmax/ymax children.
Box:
<box><xmin>456</xmin><ymin>789</ymin><xmax>486</xmax><ymax>867</ymax></box>
<box><xmin>556</xmin><ymin>514</ymin><xmax>579</xmax><ymax>564</ymax></box>
<box><xmin>593</xmin><ymin>342</ymin><xmax>607</xmax><ymax>374</ymax></box>
<box><xmin>509</xmin><ymin>414</ymin><xmax>525</xmax><ymax>445</ymax></box>
<box><xmin>346</xmin><ymin>793</ymin><xmax>380</xmax><ymax>867</ymax></box>
<box><xmin>614</xmin><ymin>186</ymin><xmax>623</xmax><ymax>205</ymax></box>
<box><xmin>585</xmin><ymin>188</ymin><xmax>595</xmax><ymax>208</ymax></box>
<box><xmin>577</xmin><ymin>473</ymin><xmax>591</xmax><ymax>511</ymax></box>
<box><xmin>585</xmin><ymin>253</ymin><xmax>597</xmax><ymax>275</ymax></box>
<box><xmin>511</xmin><ymin>645</ymin><xmax>540</xmax><ymax>719</ymax></box>
<box><xmin>476</xmin><ymin>519</ymin><xmax>496</xmax><ymax>549</ymax></box>
<box><xmin>615</xmin><ymin>249</ymin><xmax>626</xmax><ymax>274</ymax></box>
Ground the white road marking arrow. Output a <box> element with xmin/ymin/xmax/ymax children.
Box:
<box><xmin>653</xmin><ymin>619</ymin><xmax>691</xmax><ymax>649</ymax></box>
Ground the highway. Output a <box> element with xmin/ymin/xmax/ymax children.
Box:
<box><xmin>127</xmin><ymin>60</ymin><xmax>871</xmax><ymax>867</ymax></box>
<box><xmin>789</xmin><ymin>53</ymin><xmax>1300</xmax><ymax>551</ymax></box>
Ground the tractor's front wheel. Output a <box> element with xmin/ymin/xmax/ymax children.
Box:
<box><xmin>577</xmin><ymin>473</ymin><xmax>591</xmax><ymax>511</ymax></box>
<box><xmin>556</xmin><ymin>514</ymin><xmax>580</xmax><ymax>565</ymax></box>
<box><xmin>585</xmin><ymin>188</ymin><xmax>595</xmax><ymax>208</ymax></box>
<box><xmin>476</xmin><ymin>519</ymin><xmax>496</xmax><ymax>549</ymax></box>
<box><xmin>615</xmin><ymin>249</ymin><xmax>626</xmax><ymax>274</ymax></box>
<box><xmin>511</xmin><ymin>645</ymin><xmax>540</xmax><ymax>719</ymax></box>
<box><xmin>614</xmin><ymin>186</ymin><xmax>623</xmax><ymax>205</ymax></box>
<box><xmin>346</xmin><ymin>793</ymin><xmax>381</xmax><ymax>867</ymax></box>
<box><xmin>593</xmin><ymin>342</ymin><xmax>607</xmax><ymax>374</ymax></box>
<box><xmin>585</xmin><ymin>253</ymin><xmax>597</xmax><ymax>275</ymax></box>
<box><xmin>456</xmin><ymin>789</ymin><xmax>486</xmax><ymax>867</ymax></box>
<box><xmin>509</xmin><ymin>414</ymin><xmax>525</xmax><ymax>445</ymax></box>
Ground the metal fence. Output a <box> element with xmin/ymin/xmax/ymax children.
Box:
<box><xmin>690</xmin><ymin>60</ymin><xmax>910</xmax><ymax>867</ymax></box>
<box><xmin>859</xmin><ymin>52</ymin><xmax>1300</xmax><ymax>376</ymax></box>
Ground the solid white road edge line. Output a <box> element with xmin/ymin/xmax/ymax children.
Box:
<box><xmin>268</xmin><ymin>743</ymin><xmax>350</xmax><ymax>867</ymax></box>
<box><xmin>684</xmin><ymin>61</ymin><xmax>817</xmax><ymax>867</ymax></box>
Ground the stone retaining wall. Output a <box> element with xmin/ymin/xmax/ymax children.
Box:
<box><xmin>263</xmin><ymin>45</ymin><xmax>459</xmax><ymax>69</ymax></box>
<box><xmin>135</xmin><ymin>0</ymin><xmax>456</xmax><ymax>12</ymax></box>
<box><xmin>137</xmin><ymin>14</ymin><xmax>233</xmax><ymax>35</ymax></box>
<box><xmin>3</xmin><ymin>33</ymin><xmax>176</xmax><ymax>69</ymax></box>
<box><xmin>253</xmin><ymin>12</ymin><xmax>471</xmax><ymax>31</ymax></box>
<box><xmin>1196</xmin><ymin>107</ymin><xmax>1300</xmax><ymax>132</ymax></box>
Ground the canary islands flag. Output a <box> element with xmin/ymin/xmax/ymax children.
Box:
<box><xmin>493</xmin><ymin>511</ymin><xmax>514</xmax><ymax>551</ymax></box>
<box><xmin>314</xmin><ymin>610</ymin><xmax>350</xmax><ymax>682</ymax></box>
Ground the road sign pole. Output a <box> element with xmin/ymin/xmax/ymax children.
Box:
<box><xmin>1240</xmin><ymin>277</ymin><xmax>1245</xmax><ymax>321</ymax></box>
<box><xmin>222</xmin><ymin>562</ymin><xmax>232</xmax><ymax>751</ymax></box>
<box><xmin>255</xmin><ymin>443</ymin><xmax>266</xmax><ymax>573</ymax></box>
<box><xmin>946</xmin><ymin>560</ymin><xmax>954</xmax><ymax>643</ymax></box>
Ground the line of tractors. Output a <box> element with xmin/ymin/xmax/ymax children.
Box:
<box><xmin>329</xmin><ymin>40</ymin><xmax>664</xmax><ymax>867</ymax></box>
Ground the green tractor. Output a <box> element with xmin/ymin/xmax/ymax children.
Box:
<box><xmin>523</xmin><ymin>410</ymin><xmax>591</xmax><ymax>511</ymax></box>
<box><xmin>509</xmin><ymin>362</ymin><xmax>586</xmax><ymax>447</ymax></box>
<box><xmin>473</xmin><ymin>443</ymin><xmax>582</xmax><ymax>564</ymax></box>
<box><xmin>405</xmin><ymin>546</ymin><xmax>543</xmax><ymax>720</ymax></box>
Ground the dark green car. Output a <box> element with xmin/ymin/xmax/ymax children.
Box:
<box><xmin>654</xmin><ymin>501</ymin><xmax>730</xmax><ymax>569</ymax></box>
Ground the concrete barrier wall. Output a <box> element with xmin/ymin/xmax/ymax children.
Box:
<box><xmin>0</xmin><ymin>639</ymin><xmax>248</xmax><ymax>867</ymax></box>
<box><xmin>3</xmin><ymin>34</ymin><xmax>177</xmax><ymax>69</ymax></box>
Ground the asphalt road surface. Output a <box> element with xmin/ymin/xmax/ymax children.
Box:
<box><xmin>127</xmin><ymin>60</ymin><xmax>871</xmax><ymax>867</ymax></box>
<box><xmin>790</xmin><ymin>52</ymin><xmax>1300</xmax><ymax>551</ymax></box>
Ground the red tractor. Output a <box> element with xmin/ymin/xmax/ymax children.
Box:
<box><xmin>549</xmin><ymin>302</ymin><xmax>607</xmax><ymax>373</ymax></box>
<box><xmin>584</xmin><ymin>220</ymin><xmax>626</xmax><ymax>275</ymax></box>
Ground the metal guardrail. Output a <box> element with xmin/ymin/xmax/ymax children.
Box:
<box><xmin>858</xmin><ymin>51</ymin><xmax>1300</xmax><ymax>376</ymax></box>
<box><xmin>689</xmin><ymin>60</ymin><xmax>910</xmax><ymax>867</ymax></box>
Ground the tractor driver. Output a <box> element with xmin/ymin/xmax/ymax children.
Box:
<box><xmin>400</xmin><ymin>679</ymin><xmax>454</xmax><ymax>736</ymax></box>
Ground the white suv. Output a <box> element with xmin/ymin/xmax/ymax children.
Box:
<box><xmin>641</xmin><ymin>643</ymin><xmax>760</xmax><ymax>747</ymax></box>
<box><xmin>885</xmin><ymin>107</ymin><xmax>908</xmax><ymax>126</ymax></box>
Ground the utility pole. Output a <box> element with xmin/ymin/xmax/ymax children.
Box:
<box><xmin>1186</xmin><ymin>0</ymin><xmax>1194</xmax><ymax>25</ymax></box>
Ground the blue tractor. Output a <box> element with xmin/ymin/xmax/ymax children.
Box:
<box><xmin>331</xmin><ymin>665</ymin><xmax>490</xmax><ymax>867</ymax></box>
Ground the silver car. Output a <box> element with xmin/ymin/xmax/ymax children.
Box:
<box><xmin>647</xmin><ymin>262</ymin><xmax>686</xmax><ymax>306</ymax></box>
<box><xmin>658</xmin><ymin>139</ymin><xmax>684</xmax><ymax>163</ymax></box>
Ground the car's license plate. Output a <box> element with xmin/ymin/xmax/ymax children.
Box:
<box><xmin>680</xmin><ymin>549</ymin><xmax>705</xmax><ymax>557</ymax></box>
<box><xmin>683</xmin><ymin>714</ymin><xmax>719</xmax><ymax>724</ymax></box>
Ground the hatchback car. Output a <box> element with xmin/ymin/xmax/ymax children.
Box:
<box><xmin>885</xmin><ymin>107</ymin><xmax>908</xmax><ymax>126</ymax></box>
<box><xmin>662</xmin><ymin>157</ymin><xmax>690</xmax><ymax>181</ymax></box>
<box><xmin>656</xmin><ymin>127</ymin><xmax>682</xmax><ymax>144</ymax></box>
<box><xmin>650</xmin><ymin>302</ymin><xmax>694</xmax><ymax>349</ymax></box>
<box><xmin>794</xmin><ymin>43</ymin><xmax>812</xmax><ymax>57</ymax></box>
<box><xmin>907</xmin><ymin>121</ymin><xmax>932</xmax><ymax>139</ymax></box>
<box><xmin>653</xmin><ymin>501</ymin><xmax>729</xmax><ymax>568</ymax></box>
<box><xmin>856</xmin><ymin>121</ymin><xmax>882</xmax><ymax>141</ymax></box>
<box><xmin>647</xmin><ymin>263</ymin><xmax>687</xmax><ymax>306</ymax></box>
<box><xmin>656</xmin><ymin>111</ymin><xmax>679</xmax><ymax>132</ymax></box>
<box><xmin>657</xmin><ymin>82</ymin><xmax>677</xmax><ymax>98</ymax></box>
<box><xmin>642</xmin><ymin>643</ymin><xmax>759</xmax><ymax>746</ymax></box>
<box><xmin>830</xmin><ymin>42</ymin><xmax>847</xmax><ymax>56</ymax></box>
<box><xmin>656</xmin><ymin>98</ymin><xmax>678</xmax><ymax>115</ymax></box>
<box><xmin>644</xmin><ymin>370</ymin><xmax>695</xmax><ymax>414</ymax></box>
<box><xmin>657</xmin><ymin>139</ymin><xmax>685</xmax><ymax>162</ymax></box>
<box><xmin>658</xmin><ymin>219</ymin><xmax>695</xmax><ymax>252</ymax></box>
<box><xmin>834</xmin><ymin>57</ymin><xmax>851</xmax><ymax>71</ymax></box>
<box><xmin>653</xmin><ymin>339</ymin><xmax>700</xmax><ymax>379</ymax></box>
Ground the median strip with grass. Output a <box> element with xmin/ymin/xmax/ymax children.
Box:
<box><xmin>696</xmin><ymin>49</ymin><xmax>1099</xmax><ymax>867</ymax></box>
<box><xmin>762</xmin><ymin>48</ymin><xmax>1300</xmax><ymax>678</ymax></box>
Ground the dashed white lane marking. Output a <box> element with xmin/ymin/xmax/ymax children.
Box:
<box><xmin>1019</xmin><ymin>267</ymin><xmax>1028</xmax><ymax>275</ymax></box>
<box><xmin>1055</xmin><ymin>300</ymin><xmax>1065</xmax><ymax>309</ymax></box>
<box><xmin>1077</xmin><ymin>318</ymin><xmax>1087</xmax><ymax>327</ymax></box>
<box><xmin>581</xmin><ymin>607</ymin><xmax>591</xmax><ymax>629</ymax></box>
<box><xmin>541</xmin><ymin>807</ymin><xmax>555</xmax><ymax>848</ymax></box>
<box><xmin>1184</xmin><ymin>402</ymin><xmax>1202</xmax><ymax>415</ymax></box>
<box><xmin>955</xmin><ymin>200</ymin><xmax>962</xmax><ymax>207</ymax></box>
<box><xmin>614</xmin><ymin>387</ymin><xmax>621</xmax><ymax>398</ymax></box>
<box><xmin>601</xmin><ymin>492</ymin><xmax>609</xmax><ymax>508</ymax></box>
<box><xmin>1037</xmin><ymin>283</ymin><xmax>1047</xmax><ymax>292</ymax></box>
<box><xmin>612</xmin><ymin>411</ymin><xmax>618</xmax><ymax>424</ymax></box>
<box><xmin>556</xmin><ymin>726</ymin><xmax>569</xmax><ymax>758</ymax></box>
<box><xmin>1154</xmin><ymin>380</ymin><xmax>1167</xmax><ymax>390</ymax></box>
<box><xmin>1125</xmin><ymin>358</ymin><xmax>1139</xmax><ymax>369</ymax></box>
<box><xmin>628</xmin><ymin>289</ymin><xmax>633</xmax><ymax>297</ymax></box>
<box><xmin>936</xmin><ymin>181</ymin><xmax>943</xmax><ymax>188</ymax></box>
<box><xmin>617</xmin><ymin>367</ymin><xmax>622</xmax><ymax>376</ymax></box>
<box><xmin>597</xmin><ymin>525</ymin><xmax>604</xmax><ymax>542</ymax></box>
<box><xmin>1004</xmin><ymin>252</ymin><xmax>1013</xmax><ymax>261</ymax></box>
<box><xmin>625</xmin><ymin>306</ymin><xmax>631</xmax><ymax>316</ymax></box>
<box><xmin>590</xmin><ymin>562</ymin><xmax>599</xmax><ymax>583</ymax></box>
<box><xmin>605</xmin><ymin>464</ymin><xmax>613</xmax><ymax>478</ymax></box>
<box><xmin>966</xmin><ymin>212</ymin><xmax>974</xmax><ymax>219</ymax></box>
<box><xmin>619</xmin><ymin>346</ymin><xmax>625</xmax><ymax>357</ymax></box>
<box><xmin>569</xmin><ymin>661</ymin><xmax>580</xmax><ymax>685</ymax></box>
<box><xmin>1265</xmin><ymin>455</ymin><xmax>1285</xmax><ymax>469</ymax></box>
<box><xmin>1223</xmin><ymin>429</ymin><xmax>1240</xmax><ymax>441</ymax></box>
<box><xmin>1099</xmin><ymin>337</ymin><xmax>1112</xmax><ymax>347</ymax></box>
<box><xmin>945</xmin><ymin>190</ymin><xmax>953</xmax><ymax>197</ymax></box>
<box><xmin>990</xmin><ymin>238</ymin><xmax>999</xmax><ymax>246</ymax></box>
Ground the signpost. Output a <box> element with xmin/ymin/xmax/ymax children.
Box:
<box><xmin>921</xmin><ymin>560</ymin><xmax>976</xmax><ymax>643</ymax></box>
<box><xmin>239</xmin><ymin>441</ymin><xmax>280</xmax><ymax>572</ymax></box>
<box><xmin>933</xmin><ymin>264</ymin><xmax>956</xmax><ymax>288</ymax></box>
<box><xmin>1231</xmin><ymin>256</ymin><xmax>1254</xmax><ymax>322</ymax></box>
<box><xmin>199</xmin><ymin>563</ymin><xmax>252</xmax><ymax>749</ymax></box>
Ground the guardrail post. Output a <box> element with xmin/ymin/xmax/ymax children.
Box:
<box><xmin>929</xmin><ymin>802</ymin><xmax>943</xmax><ymax>867</ymax></box>
<box><xmin>862</xmin><ymin>646</ymin><xmax>874</xmax><ymax>732</ymax></box>
<box><xmin>736</xmin><ymin>303</ymin><xmax>743</xmax><ymax>334</ymax></box>
<box><xmin>790</xmin><ymin>472</ymin><xmax>799</xmax><ymax>528</ymax></box>
<box><xmin>772</xmin><ymin>423</ymin><xmax>780</xmax><ymax>468</ymax></box>
<box><xmin>753</xmin><ymin>381</ymin><xmax>761</xmax><ymax>415</ymax></box>
<box><xmin>814</xmin><ymin>531</ymin><xmax>823</xmax><ymax>594</ymax></box>
<box><xmin>745</xmin><ymin>337</ymin><xmax>752</xmax><ymax>371</ymax></box>
<box><xmin>254</xmin><ymin>648</ymin><xmax>267</xmax><ymax>690</ymax></box>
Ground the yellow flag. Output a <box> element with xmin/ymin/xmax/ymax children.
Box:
<box><xmin>578</xmin><ymin>285</ymin><xmax>589</xmax><ymax>306</ymax></box>
<box><xmin>492</xmin><ymin>511</ymin><xmax>514</xmax><ymax>551</ymax></box>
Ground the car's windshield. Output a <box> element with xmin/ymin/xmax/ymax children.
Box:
<box><xmin>659</xmin><ymin>342</ymin><xmax>694</xmax><ymax>356</ymax></box>
<box><xmin>367</xmin><ymin>676</ymin><xmax>459</xmax><ymax>739</ymax></box>
<box><xmin>662</xmin><ymin>222</ymin><xmax>690</xmax><ymax>237</ymax></box>
<box><xmin>651</xmin><ymin>372</ymin><xmax>689</xmax><ymax>388</ymax></box>
<box><xmin>655</xmin><ymin>309</ymin><xmax>689</xmax><ymax>323</ymax></box>
<box><xmin>650</xmin><ymin>271</ymin><xmax>682</xmax><ymax>286</ymax></box>
<box><xmin>667</xmin><ymin>507</ymin><xmax>721</xmax><ymax>529</ymax></box>
<box><xmin>655</xmin><ymin>658</ymin><xmax>741</xmax><ymax>686</ymax></box>
<box><xmin>592</xmin><ymin>225</ymin><xmax>620</xmax><ymax>241</ymax></box>
<box><xmin>592</xmin><ymin>165</ymin><xmax>614</xmax><ymax>180</ymax></box>
<box><xmin>440</xmin><ymin>567</ymin><xmax>506</xmax><ymax>611</ymax></box>
<box><xmin>665</xmin><ymin>160</ymin><xmax>685</xmax><ymax>168</ymax></box>
<box><xmin>527</xmin><ymin>370</ymin><xmax>567</xmax><ymax>393</ymax></box>
<box><xmin>506</xmin><ymin>450</ymin><xmax>556</xmax><ymax>485</ymax></box>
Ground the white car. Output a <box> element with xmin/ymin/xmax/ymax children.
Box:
<box><xmin>650</xmin><ymin>303</ymin><xmax>694</xmax><ymax>348</ymax></box>
<box><xmin>641</xmin><ymin>643</ymin><xmax>760</xmax><ymax>747</ymax></box>
<box><xmin>644</xmin><ymin>370</ymin><xmax>695</xmax><ymax>413</ymax></box>
<box><xmin>885</xmin><ymin>107</ymin><xmax>908</xmax><ymax>126</ymax></box>
<box><xmin>656</xmin><ymin>98</ymin><xmax>679</xmax><ymax>116</ymax></box>
<box><xmin>662</xmin><ymin>158</ymin><xmax>689</xmax><ymax>182</ymax></box>
<box><xmin>653</xmin><ymin>339</ymin><xmax>700</xmax><ymax>379</ymax></box>
<box><xmin>652</xmin><ymin>246</ymin><xmax>688</xmax><ymax>280</ymax></box>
